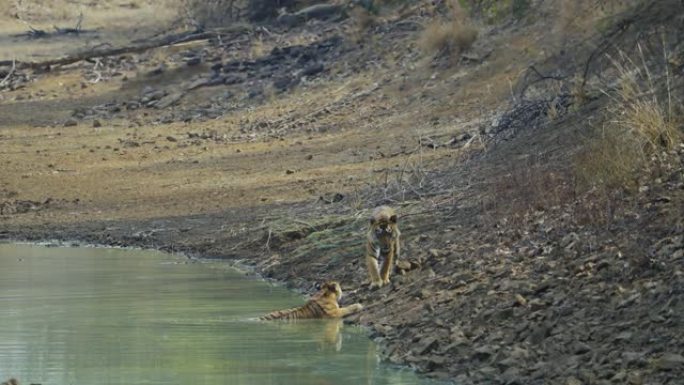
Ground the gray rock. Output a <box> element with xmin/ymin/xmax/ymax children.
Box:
<box><xmin>301</xmin><ymin>62</ymin><xmax>324</xmax><ymax>77</ymax></box>
<box><xmin>413</xmin><ymin>337</ymin><xmax>439</xmax><ymax>355</ymax></box>
<box><xmin>653</xmin><ymin>353</ymin><xmax>684</xmax><ymax>370</ymax></box>
<box><xmin>294</xmin><ymin>4</ymin><xmax>344</xmax><ymax>21</ymax></box>
<box><xmin>155</xmin><ymin>92</ymin><xmax>184</xmax><ymax>109</ymax></box>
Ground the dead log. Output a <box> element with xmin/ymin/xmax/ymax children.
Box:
<box><xmin>0</xmin><ymin>26</ymin><xmax>250</xmax><ymax>71</ymax></box>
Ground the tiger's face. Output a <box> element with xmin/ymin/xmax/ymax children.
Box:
<box><xmin>370</xmin><ymin>213</ymin><xmax>397</xmax><ymax>239</ymax></box>
<box><xmin>322</xmin><ymin>281</ymin><xmax>343</xmax><ymax>301</ymax></box>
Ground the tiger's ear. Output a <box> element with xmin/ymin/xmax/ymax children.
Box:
<box><xmin>390</xmin><ymin>214</ymin><xmax>397</xmax><ymax>223</ymax></box>
<box><xmin>323</xmin><ymin>281</ymin><xmax>337</xmax><ymax>291</ymax></box>
<box><xmin>319</xmin><ymin>281</ymin><xmax>329</xmax><ymax>290</ymax></box>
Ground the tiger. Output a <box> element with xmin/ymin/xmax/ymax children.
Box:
<box><xmin>366</xmin><ymin>205</ymin><xmax>400</xmax><ymax>288</ymax></box>
<box><xmin>260</xmin><ymin>281</ymin><xmax>363</xmax><ymax>320</ymax></box>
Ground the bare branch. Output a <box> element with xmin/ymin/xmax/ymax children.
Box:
<box><xmin>0</xmin><ymin>59</ymin><xmax>16</xmax><ymax>88</ymax></box>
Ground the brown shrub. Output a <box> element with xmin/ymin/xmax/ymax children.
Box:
<box><xmin>419</xmin><ymin>19</ymin><xmax>478</xmax><ymax>59</ymax></box>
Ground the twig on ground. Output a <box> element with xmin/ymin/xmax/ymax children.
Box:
<box><xmin>0</xmin><ymin>59</ymin><xmax>16</xmax><ymax>88</ymax></box>
<box><xmin>264</xmin><ymin>229</ymin><xmax>272</xmax><ymax>250</ymax></box>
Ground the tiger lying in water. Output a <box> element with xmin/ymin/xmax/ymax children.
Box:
<box><xmin>260</xmin><ymin>281</ymin><xmax>363</xmax><ymax>320</ymax></box>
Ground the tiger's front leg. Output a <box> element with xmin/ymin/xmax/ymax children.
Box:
<box><xmin>366</xmin><ymin>240</ymin><xmax>383</xmax><ymax>287</ymax></box>
<box><xmin>366</xmin><ymin>255</ymin><xmax>383</xmax><ymax>288</ymax></box>
<box><xmin>329</xmin><ymin>303</ymin><xmax>364</xmax><ymax>318</ymax></box>
<box><xmin>379</xmin><ymin>242</ymin><xmax>396</xmax><ymax>285</ymax></box>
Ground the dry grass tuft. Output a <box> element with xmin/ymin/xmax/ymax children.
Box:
<box><xmin>420</xmin><ymin>20</ymin><xmax>478</xmax><ymax>59</ymax></box>
<box><xmin>611</xmin><ymin>64</ymin><xmax>679</xmax><ymax>153</ymax></box>
<box><xmin>419</xmin><ymin>0</ymin><xmax>478</xmax><ymax>61</ymax></box>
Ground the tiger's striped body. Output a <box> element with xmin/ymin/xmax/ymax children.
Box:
<box><xmin>366</xmin><ymin>206</ymin><xmax>400</xmax><ymax>288</ymax></box>
<box><xmin>260</xmin><ymin>281</ymin><xmax>362</xmax><ymax>320</ymax></box>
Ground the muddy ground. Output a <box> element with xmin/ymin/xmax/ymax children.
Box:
<box><xmin>1</xmin><ymin>1</ymin><xmax>683</xmax><ymax>384</ymax></box>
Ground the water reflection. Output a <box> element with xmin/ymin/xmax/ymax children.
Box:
<box><xmin>261</xmin><ymin>319</ymin><xmax>344</xmax><ymax>352</ymax></box>
<box><xmin>0</xmin><ymin>244</ymin><xmax>437</xmax><ymax>385</ymax></box>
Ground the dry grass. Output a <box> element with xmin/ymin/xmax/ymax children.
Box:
<box><xmin>419</xmin><ymin>19</ymin><xmax>478</xmax><ymax>60</ymax></box>
<box><xmin>576</xmin><ymin>46</ymin><xmax>682</xmax><ymax>193</ymax></box>
<box><xmin>419</xmin><ymin>0</ymin><xmax>478</xmax><ymax>61</ymax></box>
<box><xmin>610</xmin><ymin>53</ymin><xmax>680</xmax><ymax>152</ymax></box>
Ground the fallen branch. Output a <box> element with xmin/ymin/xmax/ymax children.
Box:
<box><xmin>0</xmin><ymin>59</ymin><xmax>16</xmax><ymax>88</ymax></box>
<box><xmin>0</xmin><ymin>26</ymin><xmax>250</xmax><ymax>71</ymax></box>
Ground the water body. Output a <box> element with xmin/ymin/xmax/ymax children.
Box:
<box><xmin>0</xmin><ymin>243</ymin><xmax>437</xmax><ymax>385</ymax></box>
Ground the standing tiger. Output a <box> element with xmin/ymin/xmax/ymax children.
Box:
<box><xmin>366</xmin><ymin>205</ymin><xmax>400</xmax><ymax>288</ymax></box>
<box><xmin>260</xmin><ymin>281</ymin><xmax>363</xmax><ymax>320</ymax></box>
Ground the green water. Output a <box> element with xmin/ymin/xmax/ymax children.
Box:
<box><xmin>0</xmin><ymin>243</ymin><xmax>436</xmax><ymax>385</ymax></box>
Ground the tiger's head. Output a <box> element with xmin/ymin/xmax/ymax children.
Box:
<box><xmin>320</xmin><ymin>281</ymin><xmax>343</xmax><ymax>301</ymax></box>
<box><xmin>370</xmin><ymin>206</ymin><xmax>398</xmax><ymax>238</ymax></box>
